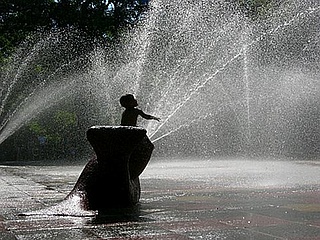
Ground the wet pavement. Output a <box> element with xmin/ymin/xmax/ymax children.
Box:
<box><xmin>0</xmin><ymin>159</ymin><xmax>320</xmax><ymax>239</ymax></box>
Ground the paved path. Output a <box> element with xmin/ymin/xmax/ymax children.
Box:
<box><xmin>0</xmin><ymin>160</ymin><xmax>319</xmax><ymax>239</ymax></box>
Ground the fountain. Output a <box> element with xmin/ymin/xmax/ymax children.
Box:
<box><xmin>1</xmin><ymin>1</ymin><xmax>319</xmax><ymax>159</ymax></box>
<box><xmin>86</xmin><ymin>0</ymin><xmax>320</xmax><ymax>158</ymax></box>
<box><xmin>0</xmin><ymin>0</ymin><xmax>319</xmax><ymax>214</ymax></box>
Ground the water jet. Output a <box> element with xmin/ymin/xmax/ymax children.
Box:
<box><xmin>0</xmin><ymin>0</ymin><xmax>319</xmax><ymax>159</ymax></box>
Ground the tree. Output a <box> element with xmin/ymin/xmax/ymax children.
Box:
<box><xmin>227</xmin><ymin>0</ymin><xmax>280</xmax><ymax>20</ymax></box>
<box><xmin>0</xmin><ymin>0</ymin><xmax>149</xmax><ymax>63</ymax></box>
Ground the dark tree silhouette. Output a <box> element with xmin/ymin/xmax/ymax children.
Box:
<box><xmin>0</xmin><ymin>0</ymin><xmax>149</xmax><ymax>62</ymax></box>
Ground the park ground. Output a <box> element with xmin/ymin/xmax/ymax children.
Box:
<box><xmin>0</xmin><ymin>159</ymin><xmax>320</xmax><ymax>239</ymax></box>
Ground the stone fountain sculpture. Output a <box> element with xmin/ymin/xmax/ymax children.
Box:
<box><xmin>67</xmin><ymin>126</ymin><xmax>154</xmax><ymax>211</ymax></box>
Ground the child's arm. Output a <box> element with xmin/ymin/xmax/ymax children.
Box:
<box><xmin>139</xmin><ymin>110</ymin><xmax>160</xmax><ymax>122</ymax></box>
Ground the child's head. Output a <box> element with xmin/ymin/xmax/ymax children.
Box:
<box><xmin>120</xmin><ymin>94</ymin><xmax>138</xmax><ymax>108</ymax></box>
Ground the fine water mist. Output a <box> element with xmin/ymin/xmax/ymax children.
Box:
<box><xmin>0</xmin><ymin>31</ymin><xmax>89</xmax><ymax>144</ymax></box>
<box><xmin>0</xmin><ymin>0</ymin><xmax>319</xmax><ymax>159</ymax></box>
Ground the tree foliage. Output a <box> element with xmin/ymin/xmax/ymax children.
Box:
<box><xmin>227</xmin><ymin>0</ymin><xmax>279</xmax><ymax>19</ymax></box>
<box><xmin>28</xmin><ymin>110</ymin><xmax>77</xmax><ymax>142</ymax></box>
<box><xmin>0</xmin><ymin>0</ymin><xmax>149</xmax><ymax>63</ymax></box>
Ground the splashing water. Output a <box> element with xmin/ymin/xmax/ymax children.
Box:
<box><xmin>0</xmin><ymin>31</ymin><xmax>89</xmax><ymax>145</ymax></box>
<box><xmin>0</xmin><ymin>0</ymin><xmax>319</xmax><ymax>157</ymax></box>
<box><xmin>22</xmin><ymin>192</ymin><xmax>95</xmax><ymax>217</ymax></box>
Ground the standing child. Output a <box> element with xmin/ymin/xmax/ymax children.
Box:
<box><xmin>120</xmin><ymin>94</ymin><xmax>160</xmax><ymax>126</ymax></box>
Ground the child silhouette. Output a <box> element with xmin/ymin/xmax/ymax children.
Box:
<box><xmin>120</xmin><ymin>94</ymin><xmax>160</xmax><ymax>126</ymax></box>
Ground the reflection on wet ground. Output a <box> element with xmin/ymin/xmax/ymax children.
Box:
<box><xmin>0</xmin><ymin>159</ymin><xmax>320</xmax><ymax>239</ymax></box>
